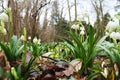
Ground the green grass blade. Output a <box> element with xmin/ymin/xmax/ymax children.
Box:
<box><xmin>0</xmin><ymin>43</ymin><xmax>14</xmax><ymax>62</ymax></box>
<box><xmin>15</xmin><ymin>45</ymin><xmax>24</xmax><ymax>57</ymax></box>
<box><xmin>87</xmin><ymin>72</ymin><xmax>100</xmax><ymax>80</ymax></box>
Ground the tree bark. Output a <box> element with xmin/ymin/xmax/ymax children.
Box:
<box><xmin>74</xmin><ymin>0</ymin><xmax>77</xmax><ymax>21</ymax></box>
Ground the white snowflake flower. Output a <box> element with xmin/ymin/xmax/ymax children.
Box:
<box><xmin>110</xmin><ymin>32</ymin><xmax>120</xmax><ymax>40</ymax></box>
<box><xmin>33</xmin><ymin>37</ymin><xmax>38</xmax><ymax>44</ymax></box>
<box><xmin>33</xmin><ymin>37</ymin><xmax>41</xmax><ymax>44</ymax></box>
<box><xmin>28</xmin><ymin>36</ymin><xmax>31</xmax><ymax>40</ymax></box>
<box><xmin>20</xmin><ymin>35</ymin><xmax>25</xmax><ymax>41</ymax></box>
<box><xmin>80</xmin><ymin>27</ymin><xmax>85</xmax><ymax>31</ymax></box>
<box><xmin>71</xmin><ymin>24</ymin><xmax>79</xmax><ymax>30</ymax></box>
<box><xmin>80</xmin><ymin>30</ymin><xmax>85</xmax><ymax>35</ymax></box>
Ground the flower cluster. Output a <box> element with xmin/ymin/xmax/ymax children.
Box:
<box><xmin>110</xmin><ymin>32</ymin><xmax>120</xmax><ymax>40</ymax></box>
<box><xmin>105</xmin><ymin>19</ymin><xmax>120</xmax><ymax>40</ymax></box>
<box><xmin>33</xmin><ymin>37</ymin><xmax>41</xmax><ymax>45</ymax></box>
<box><xmin>71</xmin><ymin>23</ymin><xmax>85</xmax><ymax>36</ymax></box>
<box><xmin>106</xmin><ymin>21</ymin><xmax>119</xmax><ymax>32</ymax></box>
<box><xmin>0</xmin><ymin>12</ymin><xmax>8</xmax><ymax>22</ymax></box>
<box><xmin>80</xmin><ymin>27</ymin><xmax>85</xmax><ymax>35</ymax></box>
<box><xmin>20</xmin><ymin>35</ymin><xmax>26</xmax><ymax>41</ymax></box>
<box><xmin>71</xmin><ymin>24</ymin><xmax>79</xmax><ymax>30</ymax></box>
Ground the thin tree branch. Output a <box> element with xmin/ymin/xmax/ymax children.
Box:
<box><xmin>32</xmin><ymin>0</ymin><xmax>51</xmax><ymax>18</ymax></box>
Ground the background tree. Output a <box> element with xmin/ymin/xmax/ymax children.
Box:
<box><xmin>0</xmin><ymin>0</ymin><xmax>118</xmax><ymax>42</ymax></box>
<box><xmin>7</xmin><ymin>0</ymin><xmax>51</xmax><ymax>41</ymax></box>
<box><xmin>74</xmin><ymin>0</ymin><xmax>77</xmax><ymax>21</ymax></box>
<box><xmin>66</xmin><ymin>0</ymin><xmax>71</xmax><ymax>25</ymax></box>
<box><xmin>92</xmin><ymin>0</ymin><xmax>110</xmax><ymax>39</ymax></box>
<box><xmin>51</xmin><ymin>0</ymin><xmax>69</xmax><ymax>41</ymax></box>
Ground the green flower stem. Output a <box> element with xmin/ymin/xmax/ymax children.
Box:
<box><xmin>75</xmin><ymin>29</ymin><xmax>77</xmax><ymax>35</ymax></box>
<box><xmin>23</xmin><ymin>27</ymin><xmax>27</xmax><ymax>66</ymax></box>
<box><xmin>10</xmin><ymin>22</ymin><xmax>13</xmax><ymax>42</ymax></box>
<box><xmin>2</xmin><ymin>34</ymin><xmax>4</xmax><ymax>43</ymax></box>
<box><xmin>23</xmin><ymin>41</ymin><xmax>27</xmax><ymax>66</ymax></box>
<box><xmin>113</xmin><ymin>39</ymin><xmax>117</xmax><ymax>46</ymax></box>
<box><xmin>80</xmin><ymin>35</ymin><xmax>84</xmax><ymax>42</ymax></box>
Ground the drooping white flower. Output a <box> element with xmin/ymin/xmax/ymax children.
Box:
<box><xmin>20</xmin><ymin>35</ymin><xmax>25</xmax><ymax>41</ymax></box>
<box><xmin>28</xmin><ymin>36</ymin><xmax>31</xmax><ymax>40</ymax></box>
<box><xmin>110</xmin><ymin>32</ymin><xmax>115</xmax><ymax>39</ymax></box>
<box><xmin>3</xmin><ymin>28</ymin><xmax>7</xmax><ymax>35</ymax></box>
<box><xmin>105</xmin><ymin>31</ymin><xmax>110</xmax><ymax>36</ymax></box>
<box><xmin>80</xmin><ymin>27</ymin><xmax>85</xmax><ymax>31</ymax></box>
<box><xmin>106</xmin><ymin>20</ymin><xmax>119</xmax><ymax>32</ymax></box>
<box><xmin>0</xmin><ymin>12</ymin><xmax>8</xmax><ymax>22</ymax></box>
<box><xmin>115</xmin><ymin>32</ymin><xmax>120</xmax><ymax>40</ymax></box>
<box><xmin>0</xmin><ymin>26</ymin><xmax>7</xmax><ymax>35</ymax></box>
<box><xmin>71</xmin><ymin>24</ymin><xmax>79</xmax><ymax>30</ymax></box>
<box><xmin>71</xmin><ymin>24</ymin><xmax>75</xmax><ymax>29</ymax></box>
<box><xmin>37</xmin><ymin>39</ymin><xmax>41</xmax><ymax>45</ymax></box>
<box><xmin>33</xmin><ymin>37</ymin><xmax>41</xmax><ymax>44</ymax></box>
<box><xmin>33</xmin><ymin>37</ymin><xmax>38</xmax><ymax>43</ymax></box>
<box><xmin>80</xmin><ymin>30</ymin><xmax>85</xmax><ymax>35</ymax></box>
<box><xmin>110</xmin><ymin>32</ymin><xmax>120</xmax><ymax>40</ymax></box>
<box><xmin>76</xmin><ymin>24</ymin><xmax>79</xmax><ymax>29</ymax></box>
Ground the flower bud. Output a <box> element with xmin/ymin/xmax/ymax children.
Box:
<box><xmin>11</xmin><ymin>67</ymin><xmax>19</xmax><ymax>79</ymax></box>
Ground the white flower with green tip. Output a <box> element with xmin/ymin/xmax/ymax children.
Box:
<box><xmin>33</xmin><ymin>37</ymin><xmax>41</xmax><ymax>44</ymax></box>
<box><xmin>20</xmin><ymin>35</ymin><xmax>26</xmax><ymax>41</ymax></box>
<box><xmin>110</xmin><ymin>32</ymin><xmax>120</xmax><ymax>40</ymax></box>
<box><xmin>80</xmin><ymin>27</ymin><xmax>85</xmax><ymax>31</ymax></box>
<box><xmin>80</xmin><ymin>30</ymin><xmax>85</xmax><ymax>35</ymax></box>
<box><xmin>28</xmin><ymin>36</ymin><xmax>31</xmax><ymax>40</ymax></box>
<box><xmin>71</xmin><ymin>24</ymin><xmax>79</xmax><ymax>30</ymax></box>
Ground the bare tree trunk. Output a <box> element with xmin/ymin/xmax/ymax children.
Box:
<box><xmin>9</xmin><ymin>0</ymin><xmax>22</xmax><ymax>37</ymax></box>
<box><xmin>40</xmin><ymin>9</ymin><xmax>48</xmax><ymax>42</ymax></box>
<box><xmin>67</xmin><ymin>0</ymin><xmax>71</xmax><ymax>23</ymax></box>
<box><xmin>74</xmin><ymin>0</ymin><xmax>77</xmax><ymax>21</ymax></box>
<box><xmin>2</xmin><ymin>0</ymin><xmax>52</xmax><ymax>42</ymax></box>
<box><xmin>92</xmin><ymin>0</ymin><xmax>110</xmax><ymax>40</ymax></box>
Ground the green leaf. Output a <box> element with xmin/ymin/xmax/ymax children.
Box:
<box><xmin>0</xmin><ymin>67</ymin><xmax>4</xmax><ymax>79</ymax></box>
<box><xmin>98</xmin><ymin>45</ymin><xmax>115</xmax><ymax>63</ymax></box>
<box><xmin>16</xmin><ymin>65</ymin><xmax>22</xmax><ymax>77</ymax></box>
<box><xmin>87</xmin><ymin>72</ymin><xmax>100</xmax><ymax>80</ymax></box>
<box><xmin>0</xmin><ymin>35</ymin><xmax>23</xmax><ymax>62</ymax></box>
<box><xmin>15</xmin><ymin>45</ymin><xmax>24</xmax><ymax>57</ymax></box>
<box><xmin>97</xmin><ymin>36</ymin><xmax>107</xmax><ymax>45</ymax></box>
<box><xmin>67</xmin><ymin>31</ymin><xmax>86</xmax><ymax>58</ymax></box>
<box><xmin>11</xmin><ymin>36</ymin><xmax>19</xmax><ymax>55</ymax></box>
<box><xmin>1</xmin><ymin>21</ymin><xmax>5</xmax><ymax>28</ymax></box>
<box><xmin>0</xmin><ymin>43</ymin><xmax>13</xmax><ymax>62</ymax></box>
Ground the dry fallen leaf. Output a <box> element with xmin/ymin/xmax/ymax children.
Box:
<box><xmin>70</xmin><ymin>59</ymin><xmax>82</xmax><ymax>72</ymax></box>
<box><xmin>114</xmin><ymin>63</ymin><xmax>119</xmax><ymax>76</ymax></box>
<box><xmin>63</xmin><ymin>66</ymin><xmax>74</xmax><ymax>76</ymax></box>
<box><xmin>26</xmin><ymin>52</ymin><xmax>33</xmax><ymax>63</ymax></box>
<box><xmin>0</xmin><ymin>52</ymin><xmax>11</xmax><ymax>71</ymax></box>
<box><xmin>63</xmin><ymin>59</ymin><xmax>82</xmax><ymax>76</ymax></box>
<box><xmin>0</xmin><ymin>52</ymin><xmax>11</xmax><ymax>79</ymax></box>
